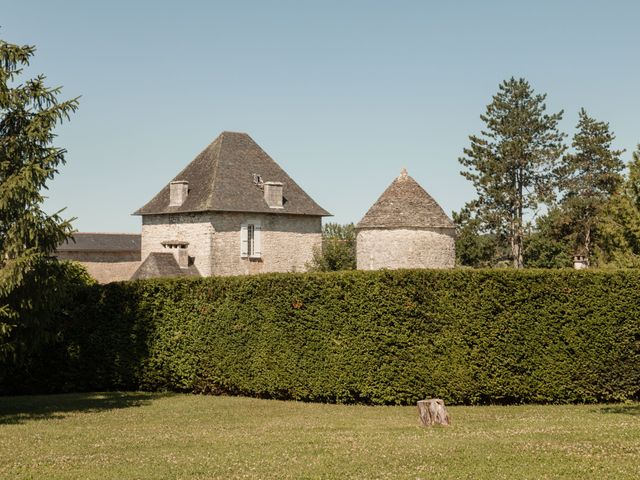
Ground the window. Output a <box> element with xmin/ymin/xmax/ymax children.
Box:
<box><xmin>240</xmin><ymin>221</ymin><xmax>262</xmax><ymax>258</ymax></box>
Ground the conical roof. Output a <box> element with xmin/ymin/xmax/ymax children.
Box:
<box><xmin>356</xmin><ymin>168</ymin><xmax>454</xmax><ymax>229</ymax></box>
<box><xmin>134</xmin><ymin>132</ymin><xmax>330</xmax><ymax>216</ymax></box>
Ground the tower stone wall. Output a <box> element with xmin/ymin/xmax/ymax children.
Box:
<box><xmin>356</xmin><ymin>227</ymin><xmax>455</xmax><ymax>270</ymax></box>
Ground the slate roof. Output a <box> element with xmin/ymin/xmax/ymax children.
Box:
<box><xmin>356</xmin><ymin>169</ymin><xmax>454</xmax><ymax>229</ymax></box>
<box><xmin>57</xmin><ymin>233</ymin><xmax>141</xmax><ymax>252</ymax></box>
<box><xmin>129</xmin><ymin>252</ymin><xmax>200</xmax><ymax>280</ymax></box>
<box><xmin>134</xmin><ymin>131</ymin><xmax>330</xmax><ymax>217</ymax></box>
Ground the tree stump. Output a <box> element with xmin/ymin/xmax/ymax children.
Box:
<box><xmin>417</xmin><ymin>399</ymin><xmax>450</xmax><ymax>426</ymax></box>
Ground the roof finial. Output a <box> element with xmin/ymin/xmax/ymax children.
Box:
<box><xmin>399</xmin><ymin>167</ymin><xmax>408</xmax><ymax>179</ymax></box>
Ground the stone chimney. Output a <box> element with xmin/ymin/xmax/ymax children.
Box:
<box><xmin>264</xmin><ymin>181</ymin><xmax>284</xmax><ymax>208</ymax></box>
<box><xmin>169</xmin><ymin>181</ymin><xmax>189</xmax><ymax>207</ymax></box>
<box><xmin>161</xmin><ymin>240</ymin><xmax>189</xmax><ymax>269</ymax></box>
<box><xmin>573</xmin><ymin>254</ymin><xmax>589</xmax><ymax>270</ymax></box>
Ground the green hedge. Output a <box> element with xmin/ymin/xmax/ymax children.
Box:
<box><xmin>4</xmin><ymin>269</ymin><xmax>640</xmax><ymax>404</ymax></box>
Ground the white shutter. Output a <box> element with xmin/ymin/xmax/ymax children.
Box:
<box><xmin>251</xmin><ymin>224</ymin><xmax>262</xmax><ymax>258</ymax></box>
<box><xmin>240</xmin><ymin>223</ymin><xmax>248</xmax><ymax>257</ymax></box>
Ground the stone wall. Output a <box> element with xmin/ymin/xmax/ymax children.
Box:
<box><xmin>141</xmin><ymin>212</ymin><xmax>322</xmax><ymax>276</ymax></box>
<box><xmin>80</xmin><ymin>262</ymin><xmax>141</xmax><ymax>284</ymax></box>
<box><xmin>356</xmin><ymin>227</ymin><xmax>455</xmax><ymax>270</ymax></box>
<box><xmin>142</xmin><ymin>213</ymin><xmax>215</xmax><ymax>276</ymax></box>
<box><xmin>55</xmin><ymin>251</ymin><xmax>141</xmax><ymax>283</ymax></box>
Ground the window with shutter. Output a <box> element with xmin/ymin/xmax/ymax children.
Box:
<box><xmin>240</xmin><ymin>221</ymin><xmax>262</xmax><ymax>258</ymax></box>
<box><xmin>240</xmin><ymin>223</ymin><xmax>249</xmax><ymax>257</ymax></box>
<box><xmin>251</xmin><ymin>224</ymin><xmax>262</xmax><ymax>258</ymax></box>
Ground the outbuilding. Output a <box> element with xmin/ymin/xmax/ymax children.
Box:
<box><xmin>356</xmin><ymin>168</ymin><xmax>455</xmax><ymax>270</ymax></box>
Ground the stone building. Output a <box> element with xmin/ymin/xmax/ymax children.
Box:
<box><xmin>131</xmin><ymin>131</ymin><xmax>330</xmax><ymax>278</ymax></box>
<box><xmin>56</xmin><ymin>233</ymin><xmax>141</xmax><ymax>283</ymax></box>
<box><xmin>356</xmin><ymin>168</ymin><xmax>455</xmax><ymax>270</ymax></box>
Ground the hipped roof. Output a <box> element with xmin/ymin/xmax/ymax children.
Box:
<box><xmin>134</xmin><ymin>131</ymin><xmax>330</xmax><ymax>217</ymax></box>
<box><xmin>130</xmin><ymin>252</ymin><xmax>200</xmax><ymax>280</ymax></box>
<box><xmin>356</xmin><ymin>169</ymin><xmax>454</xmax><ymax>229</ymax></box>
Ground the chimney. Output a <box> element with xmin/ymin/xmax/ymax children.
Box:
<box><xmin>161</xmin><ymin>240</ymin><xmax>189</xmax><ymax>269</ymax></box>
<box><xmin>176</xmin><ymin>247</ymin><xmax>189</xmax><ymax>269</ymax></box>
<box><xmin>264</xmin><ymin>181</ymin><xmax>284</xmax><ymax>209</ymax></box>
<box><xmin>169</xmin><ymin>181</ymin><xmax>189</xmax><ymax>207</ymax></box>
<box><xmin>573</xmin><ymin>254</ymin><xmax>589</xmax><ymax>270</ymax></box>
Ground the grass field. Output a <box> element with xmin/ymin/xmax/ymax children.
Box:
<box><xmin>0</xmin><ymin>393</ymin><xmax>639</xmax><ymax>479</ymax></box>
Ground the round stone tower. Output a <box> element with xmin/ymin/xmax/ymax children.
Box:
<box><xmin>356</xmin><ymin>168</ymin><xmax>455</xmax><ymax>270</ymax></box>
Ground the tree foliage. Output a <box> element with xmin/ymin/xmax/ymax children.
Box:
<box><xmin>453</xmin><ymin>207</ymin><xmax>504</xmax><ymax>267</ymax></box>
<box><xmin>458</xmin><ymin>78</ymin><xmax>566</xmax><ymax>268</ymax></box>
<box><xmin>554</xmin><ymin>109</ymin><xmax>625</xmax><ymax>260</ymax></box>
<box><xmin>0</xmin><ymin>38</ymin><xmax>78</xmax><ymax>361</ymax></box>
<box><xmin>307</xmin><ymin>223</ymin><xmax>356</xmax><ymax>272</ymax></box>
<box><xmin>523</xmin><ymin>207</ymin><xmax>573</xmax><ymax>268</ymax></box>
<box><xmin>596</xmin><ymin>145</ymin><xmax>640</xmax><ymax>267</ymax></box>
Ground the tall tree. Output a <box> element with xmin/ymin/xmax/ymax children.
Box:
<box><xmin>555</xmin><ymin>109</ymin><xmax>624</xmax><ymax>262</ymax></box>
<box><xmin>458</xmin><ymin>78</ymin><xmax>566</xmax><ymax>268</ymax></box>
<box><xmin>597</xmin><ymin>145</ymin><xmax>640</xmax><ymax>266</ymax></box>
<box><xmin>0</xmin><ymin>38</ymin><xmax>78</xmax><ymax>361</ymax></box>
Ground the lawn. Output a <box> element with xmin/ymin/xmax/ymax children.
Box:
<box><xmin>0</xmin><ymin>393</ymin><xmax>639</xmax><ymax>479</ymax></box>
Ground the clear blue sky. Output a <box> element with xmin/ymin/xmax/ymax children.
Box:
<box><xmin>3</xmin><ymin>0</ymin><xmax>639</xmax><ymax>232</ymax></box>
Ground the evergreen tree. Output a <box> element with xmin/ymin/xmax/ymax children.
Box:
<box><xmin>307</xmin><ymin>223</ymin><xmax>356</xmax><ymax>271</ymax></box>
<box><xmin>0</xmin><ymin>38</ymin><xmax>78</xmax><ymax>361</ymax></box>
<box><xmin>597</xmin><ymin>145</ymin><xmax>640</xmax><ymax>266</ymax></box>
<box><xmin>459</xmin><ymin>78</ymin><xmax>566</xmax><ymax>268</ymax></box>
<box><xmin>555</xmin><ymin>109</ymin><xmax>624</xmax><ymax>261</ymax></box>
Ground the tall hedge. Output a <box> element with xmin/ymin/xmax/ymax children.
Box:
<box><xmin>4</xmin><ymin>269</ymin><xmax>640</xmax><ymax>404</ymax></box>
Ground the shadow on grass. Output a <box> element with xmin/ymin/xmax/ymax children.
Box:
<box><xmin>0</xmin><ymin>392</ymin><xmax>171</xmax><ymax>425</ymax></box>
<box><xmin>599</xmin><ymin>404</ymin><xmax>640</xmax><ymax>416</ymax></box>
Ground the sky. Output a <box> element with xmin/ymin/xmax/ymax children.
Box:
<box><xmin>2</xmin><ymin>0</ymin><xmax>639</xmax><ymax>232</ymax></box>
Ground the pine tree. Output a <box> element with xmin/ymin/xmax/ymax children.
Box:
<box><xmin>555</xmin><ymin>109</ymin><xmax>624</xmax><ymax>262</ymax></box>
<box><xmin>0</xmin><ymin>38</ymin><xmax>79</xmax><ymax>360</ymax></box>
<box><xmin>597</xmin><ymin>145</ymin><xmax>640</xmax><ymax>266</ymax></box>
<box><xmin>459</xmin><ymin>78</ymin><xmax>566</xmax><ymax>268</ymax></box>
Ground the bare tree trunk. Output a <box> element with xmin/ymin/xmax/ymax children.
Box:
<box><xmin>585</xmin><ymin>225</ymin><xmax>591</xmax><ymax>257</ymax></box>
<box><xmin>417</xmin><ymin>399</ymin><xmax>451</xmax><ymax>426</ymax></box>
<box><xmin>510</xmin><ymin>221</ymin><xmax>524</xmax><ymax>268</ymax></box>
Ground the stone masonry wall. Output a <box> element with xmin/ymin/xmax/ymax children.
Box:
<box><xmin>210</xmin><ymin>212</ymin><xmax>321</xmax><ymax>276</ymax></box>
<box><xmin>55</xmin><ymin>251</ymin><xmax>141</xmax><ymax>283</ymax></box>
<box><xmin>141</xmin><ymin>212</ymin><xmax>322</xmax><ymax>277</ymax></box>
<box><xmin>81</xmin><ymin>262</ymin><xmax>141</xmax><ymax>284</ymax></box>
<box><xmin>142</xmin><ymin>213</ymin><xmax>215</xmax><ymax>276</ymax></box>
<box><xmin>356</xmin><ymin>227</ymin><xmax>455</xmax><ymax>270</ymax></box>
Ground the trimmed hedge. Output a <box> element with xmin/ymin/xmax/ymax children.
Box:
<box><xmin>5</xmin><ymin>269</ymin><xmax>640</xmax><ymax>404</ymax></box>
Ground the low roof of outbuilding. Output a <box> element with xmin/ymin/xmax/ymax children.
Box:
<box><xmin>129</xmin><ymin>252</ymin><xmax>200</xmax><ymax>280</ymax></box>
<box><xmin>57</xmin><ymin>233</ymin><xmax>141</xmax><ymax>252</ymax></box>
